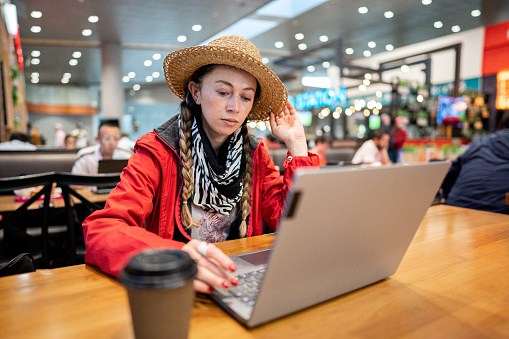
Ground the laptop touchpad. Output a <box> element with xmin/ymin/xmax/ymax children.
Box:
<box><xmin>237</xmin><ymin>249</ymin><xmax>272</xmax><ymax>266</ymax></box>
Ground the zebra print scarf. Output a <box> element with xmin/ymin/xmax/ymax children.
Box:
<box><xmin>189</xmin><ymin>115</ymin><xmax>245</xmax><ymax>215</ymax></box>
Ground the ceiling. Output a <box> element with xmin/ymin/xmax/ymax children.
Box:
<box><xmin>9</xmin><ymin>0</ymin><xmax>509</xmax><ymax>91</ymax></box>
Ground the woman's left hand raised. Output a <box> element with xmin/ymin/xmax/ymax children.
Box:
<box><xmin>269</xmin><ymin>101</ymin><xmax>308</xmax><ymax>156</ymax></box>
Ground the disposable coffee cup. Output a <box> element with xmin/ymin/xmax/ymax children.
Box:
<box><xmin>120</xmin><ymin>249</ymin><xmax>197</xmax><ymax>339</ymax></box>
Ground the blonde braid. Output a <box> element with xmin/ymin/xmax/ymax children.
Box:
<box><xmin>179</xmin><ymin>102</ymin><xmax>199</xmax><ymax>228</ymax></box>
<box><xmin>239</xmin><ymin>124</ymin><xmax>253</xmax><ymax>237</ymax></box>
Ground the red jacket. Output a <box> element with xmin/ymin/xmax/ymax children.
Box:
<box><xmin>82</xmin><ymin>116</ymin><xmax>319</xmax><ymax>277</ymax></box>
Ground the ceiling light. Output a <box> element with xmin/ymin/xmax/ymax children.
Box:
<box><xmin>63</xmin><ymin>73</ymin><xmax>71</xmax><ymax>78</ymax></box>
<box><xmin>434</xmin><ymin>21</ymin><xmax>443</xmax><ymax>29</ymax></box>
<box><xmin>122</xmin><ymin>76</ymin><xmax>130</xmax><ymax>83</ymax></box>
<box><xmin>192</xmin><ymin>25</ymin><xmax>202</xmax><ymax>31</ymax></box>
<box><xmin>69</xmin><ymin>59</ymin><xmax>78</xmax><ymax>66</ymax></box>
<box><xmin>177</xmin><ymin>35</ymin><xmax>187</xmax><ymax>42</ymax></box>
<box><xmin>322</xmin><ymin>61</ymin><xmax>330</xmax><ymax>68</ymax></box>
<box><xmin>365</xmin><ymin>73</ymin><xmax>372</xmax><ymax>79</ymax></box>
<box><xmin>368</xmin><ymin>41</ymin><xmax>376</xmax><ymax>48</ymax></box>
<box><xmin>31</xmin><ymin>50</ymin><xmax>40</xmax><ymax>57</ymax></box>
<box><xmin>359</xmin><ymin>84</ymin><xmax>367</xmax><ymax>91</ymax></box>
<box><xmin>30</xmin><ymin>11</ymin><xmax>42</xmax><ymax>18</ymax></box>
<box><xmin>262</xmin><ymin>57</ymin><xmax>269</xmax><ymax>64</ymax></box>
<box><xmin>451</xmin><ymin>25</ymin><xmax>461</xmax><ymax>33</ymax></box>
<box><xmin>301</xmin><ymin>76</ymin><xmax>331</xmax><ymax>88</ymax></box>
<box><xmin>363</xmin><ymin>79</ymin><xmax>370</xmax><ymax>86</ymax></box>
<box><xmin>82</xmin><ymin>29</ymin><xmax>92</xmax><ymax>36</ymax></box>
<box><xmin>345</xmin><ymin>108</ymin><xmax>352</xmax><ymax>116</ymax></box>
<box><xmin>30</xmin><ymin>26</ymin><xmax>41</xmax><ymax>33</ymax></box>
<box><xmin>152</xmin><ymin>53</ymin><xmax>161</xmax><ymax>60</ymax></box>
<box><xmin>471</xmin><ymin>9</ymin><xmax>481</xmax><ymax>17</ymax></box>
<box><xmin>128</xmin><ymin>72</ymin><xmax>136</xmax><ymax>78</ymax></box>
<box><xmin>72</xmin><ymin>51</ymin><xmax>82</xmax><ymax>58</ymax></box>
<box><xmin>358</xmin><ymin>6</ymin><xmax>368</xmax><ymax>14</ymax></box>
<box><xmin>295</xmin><ymin>33</ymin><xmax>304</xmax><ymax>40</ymax></box>
<box><xmin>144</xmin><ymin>60</ymin><xmax>152</xmax><ymax>67</ymax></box>
<box><xmin>88</xmin><ymin>16</ymin><xmax>99</xmax><ymax>23</ymax></box>
<box><xmin>345</xmin><ymin>48</ymin><xmax>354</xmax><ymax>55</ymax></box>
<box><xmin>376</xmin><ymin>91</ymin><xmax>382</xmax><ymax>97</ymax></box>
<box><xmin>275</xmin><ymin>41</ymin><xmax>284</xmax><ymax>48</ymax></box>
<box><xmin>298</xmin><ymin>43</ymin><xmax>307</xmax><ymax>50</ymax></box>
<box><xmin>152</xmin><ymin>72</ymin><xmax>160</xmax><ymax>78</ymax></box>
<box><xmin>145</xmin><ymin>76</ymin><xmax>153</xmax><ymax>82</ymax></box>
<box><xmin>31</xmin><ymin>58</ymin><xmax>40</xmax><ymax>65</ymax></box>
<box><xmin>401</xmin><ymin>65</ymin><xmax>410</xmax><ymax>72</ymax></box>
<box><xmin>384</xmin><ymin>11</ymin><xmax>394</xmax><ymax>18</ymax></box>
<box><xmin>307</xmin><ymin>65</ymin><xmax>315</xmax><ymax>72</ymax></box>
<box><xmin>386</xmin><ymin>44</ymin><xmax>394</xmax><ymax>51</ymax></box>
<box><xmin>319</xmin><ymin>35</ymin><xmax>328</xmax><ymax>42</ymax></box>
<box><xmin>422</xmin><ymin>0</ymin><xmax>432</xmax><ymax>5</ymax></box>
<box><xmin>363</xmin><ymin>50</ymin><xmax>371</xmax><ymax>57</ymax></box>
<box><xmin>417</xmin><ymin>95</ymin><xmax>424</xmax><ymax>102</ymax></box>
<box><xmin>333</xmin><ymin>111</ymin><xmax>340</xmax><ymax>119</ymax></box>
<box><xmin>133</xmin><ymin>84</ymin><xmax>141</xmax><ymax>91</ymax></box>
<box><xmin>31</xmin><ymin>72</ymin><xmax>39</xmax><ymax>77</ymax></box>
<box><xmin>31</xmin><ymin>78</ymin><xmax>39</xmax><ymax>84</ymax></box>
<box><xmin>61</xmin><ymin>78</ymin><xmax>70</xmax><ymax>84</ymax></box>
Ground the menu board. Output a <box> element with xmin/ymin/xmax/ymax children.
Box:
<box><xmin>496</xmin><ymin>70</ymin><xmax>509</xmax><ymax>110</ymax></box>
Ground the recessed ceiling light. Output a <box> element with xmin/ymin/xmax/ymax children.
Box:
<box><xmin>386</xmin><ymin>44</ymin><xmax>394</xmax><ymax>51</ymax></box>
<box><xmin>133</xmin><ymin>84</ymin><xmax>141</xmax><ymax>91</ymax></box>
<box><xmin>61</xmin><ymin>78</ymin><xmax>70</xmax><ymax>84</ymax></box>
<box><xmin>177</xmin><ymin>35</ymin><xmax>187</xmax><ymax>42</ymax></box>
<box><xmin>368</xmin><ymin>41</ymin><xmax>376</xmax><ymax>48</ymax></box>
<box><xmin>63</xmin><ymin>73</ymin><xmax>71</xmax><ymax>78</ymax></box>
<box><xmin>307</xmin><ymin>65</ymin><xmax>315</xmax><ymax>72</ymax></box>
<box><xmin>471</xmin><ymin>9</ymin><xmax>481</xmax><ymax>17</ymax></box>
<box><xmin>30</xmin><ymin>26</ymin><xmax>41</xmax><ymax>33</ymax></box>
<box><xmin>31</xmin><ymin>58</ymin><xmax>40</xmax><ymax>65</ymax></box>
<box><xmin>401</xmin><ymin>65</ymin><xmax>410</xmax><ymax>72</ymax></box>
<box><xmin>322</xmin><ymin>61</ymin><xmax>330</xmax><ymax>68</ymax></box>
<box><xmin>72</xmin><ymin>51</ymin><xmax>82</xmax><ymax>58</ymax></box>
<box><xmin>192</xmin><ymin>25</ymin><xmax>202</xmax><ymax>31</ymax></box>
<box><xmin>262</xmin><ymin>57</ymin><xmax>269</xmax><ymax>64</ymax></box>
<box><xmin>152</xmin><ymin>53</ymin><xmax>161</xmax><ymax>60</ymax></box>
<box><xmin>31</xmin><ymin>72</ymin><xmax>39</xmax><ymax>78</ymax></box>
<box><xmin>422</xmin><ymin>0</ymin><xmax>432</xmax><ymax>5</ymax></box>
<box><xmin>434</xmin><ymin>21</ymin><xmax>443</xmax><ymax>28</ymax></box>
<box><xmin>31</xmin><ymin>11</ymin><xmax>42</xmax><ymax>18</ymax></box>
<box><xmin>451</xmin><ymin>25</ymin><xmax>461</xmax><ymax>32</ymax></box>
<box><xmin>144</xmin><ymin>60</ymin><xmax>152</xmax><ymax>67</ymax></box>
<box><xmin>363</xmin><ymin>79</ymin><xmax>370</xmax><ymax>86</ymax></box>
<box><xmin>345</xmin><ymin>48</ymin><xmax>354</xmax><ymax>55</ymax></box>
<box><xmin>298</xmin><ymin>43</ymin><xmax>307</xmax><ymax>50</ymax></box>
<box><xmin>31</xmin><ymin>50</ymin><xmax>40</xmax><ymax>57</ymax></box>
<box><xmin>128</xmin><ymin>72</ymin><xmax>136</xmax><ymax>78</ymax></box>
<box><xmin>82</xmin><ymin>29</ymin><xmax>92</xmax><ymax>36</ymax></box>
<box><xmin>275</xmin><ymin>41</ymin><xmax>284</xmax><ymax>48</ymax></box>
<box><xmin>145</xmin><ymin>76</ymin><xmax>153</xmax><ymax>82</ymax></box>
<box><xmin>69</xmin><ymin>59</ymin><xmax>78</xmax><ymax>66</ymax></box>
<box><xmin>365</xmin><ymin>73</ymin><xmax>372</xmax><ymax>80</ymax></box>
<box><xmin>88</xmin><ymin>16</ymin><xmax>99</xmax><ymax>23</ymax></box>
<box><xmin>31</xmin><ymin>78</ymin><xmax>39</xmax><ymax>84</ymax></box>
<box><xmin>359</xmin><ymin>84</ymin><xmax>367</xmax><ymax>91</ymax></box>
<box><xmin>152</xmin><ymin>72</ymin><xmax>160</xmax><ymax>78</ymax></box>
<box><xmin>319</xmin><ymin>35</ymin><xmax>328</xmax><ymax>42</ymax></box>
<box><xmin>384</xmin><ymin>11</ymin><xmax>394</xmax><ymax>18</ymax></box>
<box><xmin>122</xmin><ymin>76</ymin><xmax>130</xmax><ymax>83</ymax></box>
<box><xmin>295</xmin><ymin>33</ymin><xmax>304</xmax><ymax>40</ymax></box>
<box><xmin>358</xmin><ymin>6</ymin><xmax>368</xmax><ymax>14</ymax></box>
<box><xmin>363</xmin><ymin>50</ymin><xmax>371</xmax><ymax>57</ymax></box>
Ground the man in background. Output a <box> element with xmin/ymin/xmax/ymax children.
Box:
<box><xmin>0</xmin><ymin>132</ymin><xmax>37</xmax><ymax>150</ymax></box>
<box><xmin>72</xmin><ymin>121</ymin><xmax>132</xmax><ymax>174</ymax></box>
<box><xmin>53</xmin><ymin>123</ymin><xmax>66</xmax><ymax>148</ymax></box>
<box><xmin>351</xmin><ymin>129</ymin><xmax>390</xmax><ymax>166</ymax></box>
<box><xmin>309</xmin><ymin>135</ymin><xmax>331</xmax><ymax>166</ymax></box>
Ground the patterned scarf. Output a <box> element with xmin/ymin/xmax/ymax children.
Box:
<box><xmin>188</xmin><ymin>114</ymin><xmax>245</xmax><ymax>215</ymax></box>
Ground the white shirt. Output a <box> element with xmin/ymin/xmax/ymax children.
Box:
<box><xmin>0</xmin><ymin>140</ymin><xmax>37</xmax><ymax>150</ymax></box>
<box><xmin>351</xmin><ymin>140</ymin><xmax>387</xmax><ymax>165</ymax></box>
<box><xmin>71</xmin><ymin>145</ymin><xmax>133</xmax><ymax>174</ymax></box>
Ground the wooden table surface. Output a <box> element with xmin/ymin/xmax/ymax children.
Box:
<box><xmin>0</xmin><ymin>205</ymin><xmax>508</xmax><ymax>338</ymax></box>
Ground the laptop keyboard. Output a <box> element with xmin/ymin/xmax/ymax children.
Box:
<box><xmin>227</xmin><ymin>268</ymin><xmax>266</xmax><ymax>307</ymax></box>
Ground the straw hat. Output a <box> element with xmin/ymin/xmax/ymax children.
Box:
<box><xmin>163</xmin><ymin>35</ymin><xmax>288</xmax><ymax>122</ymax></box>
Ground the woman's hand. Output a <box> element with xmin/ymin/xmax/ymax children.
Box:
<box><xmin>269</xmin><ymin>101</ymin><xmax>308</xmax><ymax>156</ymax></box>
<box><xmin>182</xmin><ymin>240</ymin><xmax>238</xmax><ymax>293</ymax></box>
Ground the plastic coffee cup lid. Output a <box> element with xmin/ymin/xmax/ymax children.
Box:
<box><xmin>120</xmin><ymin>249</ymin><xmax>197</xmax><ymax>289</ymax></box>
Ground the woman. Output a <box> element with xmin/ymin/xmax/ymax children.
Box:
<box><xmin>83</xmin><ymin>35</ymin><xmax>319</xmax><ymax>293</ymax></box>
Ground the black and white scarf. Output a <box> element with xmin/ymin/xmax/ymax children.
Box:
<box><xmin>187</xmin><ymin>115</ymin><xmax>245</xmax><ymax>215</ymax></box>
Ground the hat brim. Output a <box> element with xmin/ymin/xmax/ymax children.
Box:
<box><xmin>164</xmin><ymin>45</ymin><xmax>288</xmax><ymax>122</ymax></box>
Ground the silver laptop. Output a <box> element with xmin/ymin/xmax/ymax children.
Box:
<box><xmin>210</xmin><ymin>161</ymin><xmax>451</xmax><ymax>328</ymax></box>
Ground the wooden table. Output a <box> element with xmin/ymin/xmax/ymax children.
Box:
<box><xmin>0</xmin><ymin>205</ymin><xmax>508</xmax><ymax>338</ymax></box>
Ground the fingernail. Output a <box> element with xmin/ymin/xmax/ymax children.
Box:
<box><xmin>222</xmin><ymin>281</ymin><xmax>230</xmax><ymax>289</ymax></box>
<box><xmin>209</xmin><ymin>286</ymin><xmax>215</xmax><ymax>292</ymax></box>
<box><xmin>231</xmin><ymin>278</ymin><xmax>238</xmax><ymax>286</ymax></box>
<box><xmin>229</xmin><ymin>263</ymin><xmax>237</xmax><ymax>272</ymax></box>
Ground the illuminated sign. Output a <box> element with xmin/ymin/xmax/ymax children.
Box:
<box><xmin>289</xmin><ymin>87</ymin><xmax>347</xmax><ymax>110</ymax></box>
<box><xmin>496</xmin><ymin>70</ymin><xmax>509</xmax><ymax>110</ymax></box>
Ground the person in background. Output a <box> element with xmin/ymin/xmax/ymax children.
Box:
<box><xmin>72</xmin><ymin>121</ymin><xmax>133</xmax><ymax>174</ymax></box>
<box><xmin>27</xmin><ymin>122</ymin><xmax>42</xmax><ymax>146</ymax></box>
<box><xmin>70</xmin><ymin>122</ymin><xmax>89</xmax><ymax>148</ymax></box>
<box><xmin>53</xmin><ymin>123</ymin><xmax>67</xmax><ymax>148</ymax></box>
<box><xmin>309</xmin><ymin>135</ymin><xmax>330</xmax><ymax>166</ymax></box>
<box><xmin>389</xmin><ymin>117</ymin><xmax>407</xmax><ymax>163</ymax></box>
<box><xmin>440</xmin><ymin>111</ymin><xmax>509</xmax><ymax>215</ymax></box>
<box><xmin>117</xmin><ymin>133</ymin><xmax>136</xmax><ymax>151</ymax></box>
<box><xmin>0</xmin><ymin>132</ymin><xmax>37</xmax><ymax>150</ymax></box>
<box><xmin>263</xmin><ymin>133</ymin><xmax>282</xmax><ymax>148</ymax></box>
<box><xmin>64</xmin><ymin>134</ymin><xmax>77</xmax><ymax>150</ymax></box>
<box><xmin>351</xmin><ymin>128</ymin><xmax>390</xmax><ymax>165</ymax></box>
<box><xmin>82</xmin><ymin>35</ymin><xmax>319</xmax><ymax>293</ymax></box>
